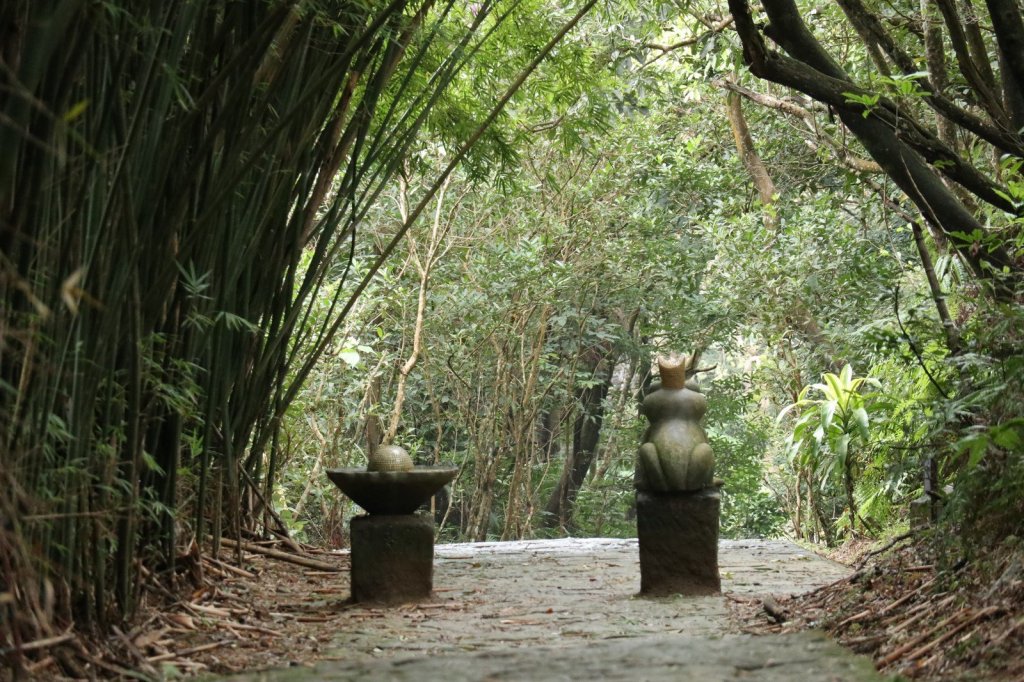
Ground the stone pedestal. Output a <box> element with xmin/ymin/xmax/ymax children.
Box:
<box><xmin>636</xmin><ymin>487</ymin><xmax>721</xmax><ymax>596</ymax></box>
<box><xmin>350</xmin><ymin>514</ymin><xmax>434</xmax><ymax>604</ymax></box>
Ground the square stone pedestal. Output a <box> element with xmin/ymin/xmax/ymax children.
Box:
<box><xmin>350</xmin><ymin>514</ymin><xmax>434</xmax><ymax>604</ymax></box>
<box><xmin>636</xmin><ymin>487</ymin><xmax>721</xmax><ymax>596</ymax></box>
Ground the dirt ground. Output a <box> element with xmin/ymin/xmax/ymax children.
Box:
<box><xmin>730</xmin><ymin>535</ymin><xmax>1024</xmax><ymax>681</ymax></box>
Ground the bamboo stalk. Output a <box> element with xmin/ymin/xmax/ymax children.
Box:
<box><xmin>2</xmin><ymin>0</ymin><xmax>597</xmax><ymax>646</ymax></box>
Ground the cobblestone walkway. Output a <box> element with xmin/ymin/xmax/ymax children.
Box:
<box><xmin>229</xmin><ymin>538</ymin><xmax>881</xmax><ymax>681</ymax></box>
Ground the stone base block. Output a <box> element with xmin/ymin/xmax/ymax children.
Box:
<box><xmin>636</xmin><ymin>488</ymin><xmax>721</xmax><ymax>596</ymax></box>
<box><xmin>350</xmin><ymin>514</ymin><xmax>434</xmax><ymax>604</ymax></box>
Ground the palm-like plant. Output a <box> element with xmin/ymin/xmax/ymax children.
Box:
<box><xmin>779</xmin><ymin>364</ymin><xmax>880</xmax><ymax>537</ymax></box>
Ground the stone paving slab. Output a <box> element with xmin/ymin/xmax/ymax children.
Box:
<box><xmin>237</xmin><ymin>632</ymin><xmax>879</xmax><ymax>681</ymax></box>
<box><xmin>229</xmin><ymin>538</ymin><xmax>879</xmax><ymax>681</ymax></box>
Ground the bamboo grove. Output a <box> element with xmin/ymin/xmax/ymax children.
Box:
<box><xmin>0</xmin><ymin>0</ymin><xmax>595</xmax><ymax>653</ymax></box>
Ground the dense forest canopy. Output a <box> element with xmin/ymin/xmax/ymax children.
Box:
<box><xmin>2</xmin><ymin>0</ymin><xmax>1022</xmax><ymax>673</ymax></box>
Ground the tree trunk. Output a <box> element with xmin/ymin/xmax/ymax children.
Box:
<box><xmin>500</xmin><ymin>304</ymin><xmax>552</xmax><ymax>540</ymax></box>
<box><xmin>921</xmin><ymin>0</ymin><xmax>957</xmax><ymax>148</ymax></box>
<box><xmin>794</xmin><ymin>469</ymin><xmax>804</xmax><ymax>540</ymax></box>
<box><xmin>466</xmin><ymin>448</ymin><xmax>500</xmax><ymax>542</ymax></box>
<box><xmin>726</xmin><ymin>89</ymin><xmax>779</xmax><ymax>230</ymax></box>
<box><xmin>536</xmin><ymin>407</ymin><xmax>562</xmax><ymax>462</ymax></box>
<box><xmin>812</xmin><ymin>485</ymin><xmax>835</xmax><ymax>547</ymax></box>
<box><xmin>543</xmin><ymin>359</ymin><xmax>613</xmax><ymax>530</ymax></box>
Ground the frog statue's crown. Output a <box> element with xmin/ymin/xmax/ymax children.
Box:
<box><xmin>657</xmin><ymin>354</ymin><xmax>690</xmax><ymax>390</ymax></box>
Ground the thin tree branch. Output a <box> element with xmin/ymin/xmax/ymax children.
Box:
<box><xmin>641</xmin><ymin>15</ymin><xmax>734</xmax><ymax>54</ymax></box>
<box><xmin>892</xmin><ymin>284</ymin><xmax>952</xmax><ymax>399</ymax></box>
<box><xmin>725</xmin><ymin>87</ymin><xmax>779</xmax><ymax>230</ymax></box>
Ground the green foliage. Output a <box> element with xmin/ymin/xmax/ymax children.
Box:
<box><xmin>780</xmin><ymin>365</ymin><xmax>884</xmax><ymax>537</ymax></box>
<box><xmin>277</xmin><ymin>2</ymin><xmax>956</xmax><ymax>552</ymax></box>
<box><xmin>782</xmin><ymin>365</ymin><xmax>878</xmax><ymax>469</ymax></box>
<box><xmin>572</xmin><ymin>463</ymin><xmax>638</xmax><ymax>538</ymax></box>
<box><xmin>939</xmin><ymin>301</ymin><xmax>1024</xmax><ymax>547</ymax></box>
<box><xmin>706</xmin><ymin>376</ymin><xmax>786</xmax><ymax>538</ymax></box>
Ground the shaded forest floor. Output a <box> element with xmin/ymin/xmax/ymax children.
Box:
<box><xmin>730</xmin><ymin>534</ymin><xmax>1024</xmax><ymax>680</ymax></box>
<box><xmin>9</xmin><ymin>534</ymin><xmax>1022</xmax><ymax>680</ymax></box>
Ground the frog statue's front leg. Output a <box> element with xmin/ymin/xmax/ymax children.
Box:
<box><xmin>636</xmin><ymin>433</ymin><xmax>713</xmax><ymax>492</ymax></box>
<box><xmin>636</xmin><ymin>441</ymin><xmax>669</xmax><ymax>491</ymax></box>
<box><xmin>682</xmin><ymin>441</ymin><xmax>714</xmax><ymax>490</ymax></box>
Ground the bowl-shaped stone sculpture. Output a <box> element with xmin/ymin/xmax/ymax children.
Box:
<box><xmin>326</xmin><ymin>466</ymin><xmax>458</xmax><ymax>515</ymax></box>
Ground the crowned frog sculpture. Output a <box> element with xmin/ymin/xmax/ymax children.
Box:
<box><xmin>635</xmin><ymin>355</ymin><xmax>715</xmax><ymax>492</ymax></box>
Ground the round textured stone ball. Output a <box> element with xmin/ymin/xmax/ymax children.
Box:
<box><xmin>367</xmin><ymin>444</ymin><xmax>414</xmax><ymax>472</ymax></box>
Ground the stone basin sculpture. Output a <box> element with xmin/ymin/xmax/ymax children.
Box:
<box><xmin>325</xmin><ymin>445</ymin><xmax>457</xmax><ymax>604</ymax></box>
<box><xmin>326</xmin><ymin>466</ymin><xmax>458</xmax><ymax>516</ymax></box>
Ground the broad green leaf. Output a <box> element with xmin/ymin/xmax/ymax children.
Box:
<box><xmin>835</xmin><ymin>433</ymin><xmax>850</xmax><ymax>462</ymax></box>
<box><xmin>776</xmin><ymin>403</ymin><xmax>799</xmax><ymax>423</ymax></box>
<box><xmin>853</xmin><ymin>407</ymin><xmax>869</xmax><ymax>441</ymax></box>
<box><xmin>820</xmin><ymin>401</ymin><xmax>836</xmax><ymax>432</ymax></box>
<box><xmin>822</xmin><ymin>373</ymin><xmax>843</xmax><ymax>402</ymax></box>
<box><xmin>956</xmin><ymin>434</ymin><xmax>989</xmax><ymax>470</ymax></box>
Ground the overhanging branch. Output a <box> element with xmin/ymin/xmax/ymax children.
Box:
<box><xmin>728</xmin><ymin>0</ymin><xmax>1019</xmax><ymax>294</ymax></box>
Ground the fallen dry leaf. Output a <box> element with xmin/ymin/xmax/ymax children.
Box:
<box><xmin>167</xmin><ymin>613</ymin><xmax>197</xmax><ymax>630</ymax></box>
<box><xmin>133</xmin><ymin>628</ymin><xmax>169</xmax><ymax>649</ymax></box>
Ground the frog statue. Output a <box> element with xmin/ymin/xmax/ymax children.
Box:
<box><xmin>635</xmin><ymin>355</ymin><xmax>715</xmax><ymax>492</ymax></box>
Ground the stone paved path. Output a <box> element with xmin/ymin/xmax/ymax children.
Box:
<box><xmin>229</xmin><ymin>538</ymin><xmax>881</xmax><ymax>681</ymax></box>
